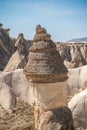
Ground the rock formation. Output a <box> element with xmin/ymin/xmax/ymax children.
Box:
<box><xmin>0</xmin><ymin>69</ymin><xmax>33</xmax><ymax>106</ymax></box>
<box><xmin>56</xmin><ymin>42</ymin><xmax>87</xmax><ymax>68</ymax></box>
<box><xmin>0</xmin><ymin>23</ymin><xmax>15</xmax><ymax>70</ymax></box>
<box><xmin>0</xmin><ymin>67</ymin><xmax>87</xmax><ymax>127</ymax></box>
<box><xmin>68</xmin><ymin>89</ymin><xmax>87</xmax><ymax>127</ymax></box>
<box><xmin>38</xmin><ymin>106</ymin><xmax>75</xmax><ymax>130</ymax></box>
<box><xmin>24</xmin><ymin>25</ymin><xmax>68</xmax><ymax>83</ymax></box>
<box><xmin>1</xmin><ymin>64</ymin><xmax>87</xmax><ymax>106</ymax></box>
<box><xmin>4</xmin><ymin>33</ymin><xmax>32</xmax><ymax>72</ymax></box>
<box><xmin>68</xmin><ymin>65</ymin><xmax>87</xmax><ymax>95</ymax></box>
<box><xmin>24</xmin><ymin>25</ymin><xmax>68</xmax><ymax>130</ymax></box>
<box><xmin>0</xmin><ymin>83</ymin><xmax>16</xmax><ymax>112</ymax></box>
<box><xmin>0</xmin><ymin>67</ymin><xmax>87</xmax><ymax>129</ymax></box>
<box><xmin>1</xmin><ymin>23</ymin><xmax>87</xmax><ymax>71</ymax></box>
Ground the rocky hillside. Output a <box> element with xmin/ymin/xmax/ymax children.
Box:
<box><xmin>4</xmin><ymin>39</ymin><xmax>87</xmax><ymax>72</ymax></box>
<box><xmin>0</xmin><ymin>23</ymin><xmax>15</xmax><ymax>70</ymax></box>
<box><xmin>56</xmin><ymin>42</ymin><xmax>87</xmax><ymax>68</ymax></box>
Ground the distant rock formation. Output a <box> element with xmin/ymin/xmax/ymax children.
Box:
<box><xmin>1</xmin><ymin>23</ymin><xmax>87</xmax><ymax>71</ymax></box>
<box><xmin>4</xmin><ymin>33</ymin><xmax>32</xmax><ymax>72</ymax></box>
<box><xmin>56</xmin><ymin>42</ymin><xmax>87</xmax><ymax>68</ymax></box>
<box><xmin>68</xmin><ymin>65</ymin><xmax>87</xmax><ymax>96</ymax></box>
<box><xmin>0</xmin><ymin>23</ymin><xmax>15</xmax><ymax>70</ymax></box>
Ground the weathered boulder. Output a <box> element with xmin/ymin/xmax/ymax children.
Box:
<box><xmin>68</xmin><ymin>89</ymin><xmax>87</xmax><ymax>127</ymax></box>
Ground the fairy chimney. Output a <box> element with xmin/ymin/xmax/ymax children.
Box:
<box><xmin>24</xmin><ymin>25</ymin><xmax>68</xmax><ymax>129</ymax></box>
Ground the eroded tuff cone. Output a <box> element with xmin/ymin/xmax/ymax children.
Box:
<box><xmin>24</xmin><ymin>25</ymin><xmax>68</xmax><ymax>83</ymax></box>
<box><xmin>15</xmin><ymin>33</ymin><xmax>26</xmax><ymax>47</ymax></box>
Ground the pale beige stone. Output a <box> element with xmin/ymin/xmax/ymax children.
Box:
<box><xmin>0</xmin><ymin>83</ymin><xmax>16</xmax><ymax>112</ymax></box>
<box><xmin>31</xmin><ymin>81</ymin><xmax>68</xmax><ymax>109</ymax></box>
<box><xmin>4</xmin><ymin>50</ymin><xmax>23</xmax><ymax>72</ymax></box>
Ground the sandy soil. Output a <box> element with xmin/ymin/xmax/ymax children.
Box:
<box><xmin>0</xmin><ymin>98</ymin><xmax>34</xmax><ymax>130</ymax></box>
<box><xmin>0</xmin><ymin>98</ymin><xmax>87</xmax><ymax>130</ymax></box>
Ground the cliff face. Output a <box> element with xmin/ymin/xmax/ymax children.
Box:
<box><xmin>56</xmin><ymin>42</ymin><xmax>87</xmax><ymax>68</ymax></box>
<box><xmin>0</xmin><ymin>24</ymin><xmax>15</xmax><ymax>70</ymax></box>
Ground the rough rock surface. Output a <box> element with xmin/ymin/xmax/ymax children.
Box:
<box><xmin>68</xmin><ymin>89</ymin><xmax>87</xmax><ymax>128</ymax></box>
<box><xmin>56</xmin><ymin>42</ymin><xmax>87</xmax><ymax>68</ymax></box>
<box><xmin>38</xmin><ymin>106</ymin><xmax>75</xmax><ymax>130</ymax></box>
<box><xmin>1</xmin><ymin>65</ymin><xmax>87</xmax><ymax>105</ymax></box>
<box><xmin>0</xmin><ymin>68</ymin><xmax>87</xmax><ymax>129</ymax></box>
<box><xmin>0</xmin><ymin>83</ymin><xmax>16</xmax><ymax>112</ymax></box>
<box><xmin>24</xmin><ymin>25</ymin><xmax>68</xmax><ymax>83</ymax></box>
<box><xmin>0</xmin><ymin>69</ymin><xmax>33</xmax><ymax>106</ymax></box>
<box><xmin>0</xmin><ymin>23</ymin><xmax>15</xmax><ymax>71</ymax></box>
<box><xmin>1</xmin><ymin>23</ymin><xmax>87</xmax><ymax>71</ymax></box>
<box><xmin>33</xmin><ymin>24</ymin><xmax>51</xmax><ymax>42</ymax></box>
<box><xmin>68</xmin><ymin>65</ymin><xmax>87</xmax><ymax>96</ymax></box>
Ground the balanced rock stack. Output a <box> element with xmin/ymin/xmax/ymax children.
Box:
<box><xmin>24</xmin><ymin>25</ymin><xmax>68</xmax><ymax>83</ymax></box>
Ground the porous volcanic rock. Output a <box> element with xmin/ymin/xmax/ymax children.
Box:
<box><xmin>24</xmin><ymin>25</ymin><xmax>68</xmax><ymax>83</ymax></box>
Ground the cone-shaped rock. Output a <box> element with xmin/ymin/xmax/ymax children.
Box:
<box><xmin>24</xmin><ymin>25</ymin><xmax>68</xmax><ymax>83</ymax></box>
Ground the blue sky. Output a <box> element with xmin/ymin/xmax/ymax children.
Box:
<box><xmin>0</xmin><ymin>0</ymin><xmax>87</xmax><ymax>41</ymax></box>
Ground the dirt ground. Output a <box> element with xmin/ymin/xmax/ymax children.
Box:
<box><xmin>0</xmin><ymin>98</ymin><xmax>87</xmax><ymax>130</ymax></box>
<box><xmin>0</xmin><ymin>98</ymin><xmax>34</xmax><ymax>130</ymax></box>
